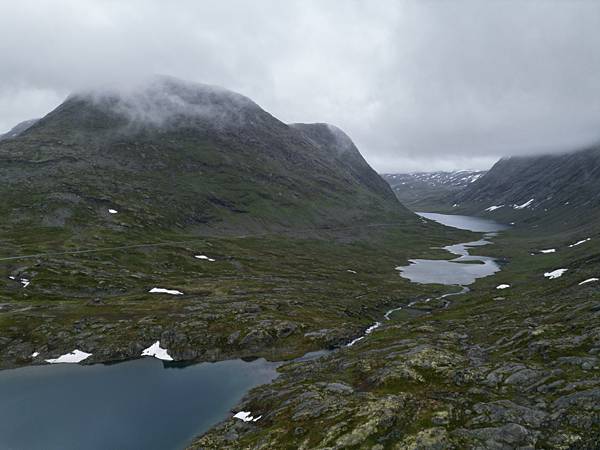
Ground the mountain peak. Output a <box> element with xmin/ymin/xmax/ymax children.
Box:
<box><xmin>0</xmin><ymin>76</ymin><xmax>410</xmax><ymax>233</ymax></box>
<box><xmin>35</xmin><ymin>76</ymin><xmax>271</xmax><ymax>137</ymax></box>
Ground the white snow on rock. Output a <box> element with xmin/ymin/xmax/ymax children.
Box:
<box><xmin>194</xmin><ymin>255</ymin><xmax>215</xmax><ymax>262</ymax></box>
<box><xmin>569</xmin><ymin>238</ymin><xmax>591</xmax><ymax>248</ymax></box>
<box><xmin>544</xmin><ymin>269</ymin><xmax>568</xmax><ymax>279</ymax></box>
<box><xmin>347</xmin><ymin>321</ymin><xmax>381</xmax><ymax>347</ymax></box>
<box><xmin>31</xmin><ymin>352</ymin><xmax>39</xmax><ymax>358</ymax></box>
<box><xmin>141</xmin><ymin>341</ymin><xmax>173</xmax><ymax>361</ymax></box>
<box><xmin>347</xmin><ymin>269</ymin><xmax>357</xmax><ymax>274</ymax></box>
<box><xmin>540</xmin><ymin>249</ymin><xmax>556</xmax><ymax>254</ymax></box>
<box><xmin>496</xmin><ymin>284</ymin><xmax>510</xmax><ymax>290</ymax></box>
<box><xmin>108</xmin><ymin>209</ymin><xmax>118</xmax><ymax>214</ymax></box>
<box><xmin>579</xmin><ymin>278</ymin><xmax>599</xmax><ymax>286</ymax></box>
<box><xmin>485</xmin><ymin>205</ymin><xmax>504</xmax><ymax>212</ymax></box>
<box><xmin>46</xmin><ymin>350</ymin><xmax>92</xmax><ymax>364</ymax></box>
<box><xmin>233</xmin><ymin>411</ymin><xmax>262</xmax><ymax>422</ymax></box>
<box><xmin>513</xmin><ymin>199</ymin><xmax>534</xmax><ymax>209</ymax></box>
<box><xmin>9</xmin><ymin>276</ymin><xmax>30</xmax><ymax>287</ymax></box>
<box><xmin>149</xmin><ymin>287</ymin><xmax>184</xmax><ymax>295</ymax></box>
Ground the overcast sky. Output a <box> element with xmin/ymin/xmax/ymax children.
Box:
<box><xmin>2</xmin><ymin>1</ymin><xmax>600</xmax><ymax>172</ymax></box>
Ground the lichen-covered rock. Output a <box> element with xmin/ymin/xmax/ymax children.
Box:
<box><xmin>396</xmin><ymin>427</ymin><xmax>452</xmax><ymax>450</ymax></box>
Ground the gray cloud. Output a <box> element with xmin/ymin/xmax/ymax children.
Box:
<box><xmin>2</xmin><ymin>0</ymin><xmax>600</xmax><ymax>172</ymax></box>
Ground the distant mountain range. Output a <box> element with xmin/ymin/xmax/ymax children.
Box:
<box><xmin>381</xmin><ymin>170</ymin><xmax>486</xmax><ymax>210</ymax></box>
<box><xmin>382</xmin><ymin>145</ymin><xmax>600</xmax><ymax>231</ymax></box>
<box><xmin>0</xmin><ymin>118</ymin><xmax>39</xmax><ymax>141</ymax></box>
<box><xmin>0</xmin><ymin>76</ymin><xmax>411</xmax><ymax>240</ymax></box>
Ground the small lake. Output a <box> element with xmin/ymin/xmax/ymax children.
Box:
<box><xmin>396</xmin><ymin>212</ymin><xmax>507</xmax><ymax>285</ymax></box>
<box><xmin>0</xmin><ymin>357</ymin><xmax>279</xmax><ymax>450</ymax></box>
<box><xmin>417</xmin><ymin>212</ymin><xmax>509</xmax><ymax>233</ymax></box>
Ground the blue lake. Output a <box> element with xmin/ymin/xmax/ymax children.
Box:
<box><xmin>0</xmin><ymin>357</ymin><xmax>279</xmax><ymax>450</ymax></box>
<box><xmin>396</xmin><ymin>213</ymin><xmax>507</xmax><ymax>285</ymax></box>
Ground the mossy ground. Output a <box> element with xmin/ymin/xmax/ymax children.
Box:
<box><xmin>193</xmin><ymin>223</ymin><xmax>600</xmax><ymax>449</ymax></box>
<box><xmin>0</xmin><ymin>218</ymin><xmax>472</xmax><ymax>368</ymax></box>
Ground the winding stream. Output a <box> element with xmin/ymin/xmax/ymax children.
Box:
<box><xmin>0</xmin><ymin>213</ymin><xmax>507</xmax><ymax>450</ymax></box>
<box><xmin>348</xmin><ymin>212</ymin><xmax>507</xmax><ymax>346</ymax></box>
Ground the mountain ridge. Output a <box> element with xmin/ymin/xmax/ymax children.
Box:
<box><xmin>450</xmin><ymin>145</ymin><xmax>600</xmax><ymax>230</ymax></box>
<box><xmin>0</xmin><ymin>77</ymin><xmax>412</xmax><ymax>242</ymax></box>
<box><xmin>381</xmin><ymin>170</ymin><xmax>486</xmax><ymax>210</ymax></box>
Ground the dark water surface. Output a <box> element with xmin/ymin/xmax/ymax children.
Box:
<box><xmin>0</xmin><ymin>357</ymin><xmax>279</xmax><ymax>450</ymax></box>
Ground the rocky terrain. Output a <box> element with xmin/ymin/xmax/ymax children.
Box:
<box><xmin>0</xmin><ymin>76</ymin><xmax>466</xmax><ymax>370</ymax></box>
<box><xmin>0</xmin><ymin>223</ymin><xmax>468</xmax><ymax>369</ymax></box>
<box><xmin>192</xmin><ymin>223</ymin><xmax>600</xmax><ymax>449</ymax></box>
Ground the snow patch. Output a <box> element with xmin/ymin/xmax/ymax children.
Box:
<box><xmin>31</xmin><ymin>352</ymin><xmax>39</xmax><ymax>358</ymax></box>
<box><xmin>194</xmin><ymin>255</ymin><xmax>215</xmax><ymax>262</ymax></box>
<box><xmin>108</xmin><ymin>209</ymin><xmax>118</xmax><ymax>214</ymax></box>
<box><xmin>569</xmin><ymin>238</ymin><xmax>590</xmax><ymax>248</ymax></box>
<box><xmin>496</xmin><ymin>284</ymin><xmax>510</xmax><ymax>290</ymax></box>
<box><xmin>513</xmin><ymin>199</ymin><xmax>534</xmax><ymax>209</ymax></box>
<box><xmin>233</xmin><ymin>411</ymin><xmax>262</xmax><ymax>422</ymax></box>
<box><xmin>9</xmin><ymin>276</ymin><xmax>30</xmax><ymax>287</ymax></box>
<box><xmin>347</xmin><ymin>321</ymin><xmax>381</xmax><ymax>347</ymax></box>
<box><xmin>141</xmin><ymin>341</ymin><xmax>173</xmax><ymax>361</ymax></box>
<box><xmin>485</xmin><ymin>205</ymin><xmax>504</xmax><ymax>212</ymax></box>
<box><xmin>540</xmin><ymin>249</ymin><xmax>556</xmax><ymax>254</ymax></box>
<box><xmin>149</xmin><ymin>287</ymin><xmax>184</xmax><ymax>295</ymax></box>
<box><xmin>46</xmin><ymin>350</ymin><xmax>92</xmax><ymax>364</ymax></box>
<box><xmin>579</xmin><ymin>278</ymin><xmax>599</xmax><ymax>286</ymax></box>
<box><xmin>346</xmin><ymin>269</ymin><xmax>357</xmax><ymax>274</ymax></box>
<box><xmin>544</xmin><ymin>269</ymin><xmax>568</xmax><ymax>279</ymax></box>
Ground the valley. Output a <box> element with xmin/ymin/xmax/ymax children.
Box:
<box><xmin>0</xmin><ymin>213</ymin><xmax>508</xmax><ymax>449</ymax></box>
<box><xmin>1</xmin><ymin>78</ymin><xmax>599</xmax><ymax>449</ymax></box>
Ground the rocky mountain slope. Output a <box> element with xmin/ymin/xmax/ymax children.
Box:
<box><xmin>450</xmin><ymin>146</ymin><xmax>600</xmax><ymax>229</ymax></box>
<box><xmin>0</xmin><ymin>76</ymin><xmax>411</xmax><ymax>243</ymax></box>
<box><xmin>382</xmin><ymin>171</ymin><xmax>486</xmax><ymax>210</ymax></box>
<box><xmin>1</xmin><ymin>76</ymin><xmax>457</xmax><ymax>372</ymax></box>
<box><xmin>0</xmin><ymin>118</ymin><xmax>38</xmax><ymax>141</ymax></box>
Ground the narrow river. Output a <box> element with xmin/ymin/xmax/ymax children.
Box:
<box><xmin>0</xmin><ymin>213</ymin><xmax>507</xmax><ymax>450</ymax></box>
<box><xmin>347</xmin><ymin>212</ymin><xmax>507</xmax><ymax>346</ymax></box>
